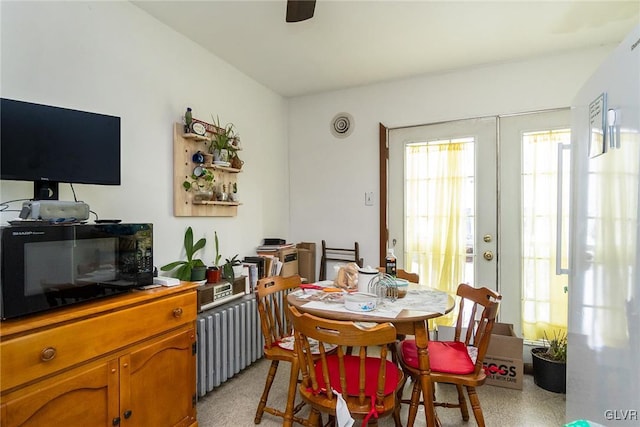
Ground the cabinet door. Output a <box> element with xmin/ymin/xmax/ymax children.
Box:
<box><xmin>120</xmin><ymin>328</ymin><xmax>196</xmax><ymax>427</ymax></box>
<box><xmin>1</xmin><ymin>359</ymin><xmax>119</xmax><ymax>427</ymax></box>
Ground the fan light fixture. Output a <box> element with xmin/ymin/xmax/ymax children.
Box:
<box><xmin>286</xmin><ymin>0</ymin><xmax>316</xmax><ymax>23</ymax></box>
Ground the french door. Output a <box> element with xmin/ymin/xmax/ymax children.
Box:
<box><xmin>387</xmin><ymin>117</ymin><xmax>498</xmax><ymax>300</ymax></box>
<box><xmin>384</xmin><ymin>110</ymin><xmax>570</xmax><ymax>333</ymax></box>
<box><xmin>500</xmin><ymin>109</ymin><xmax>570</xmax><ymax>338</ymax></box>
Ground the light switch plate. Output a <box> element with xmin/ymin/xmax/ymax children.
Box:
<box><xmin>365</xmin><ymin>192</ymin><xmax>374</xmax><ymax>206</ymax></box>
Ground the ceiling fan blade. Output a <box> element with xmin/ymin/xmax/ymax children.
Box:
<box><xmin>286</xmin><ymin>0</ymin><xmax>316</xmax><ymax>23</ymax></box>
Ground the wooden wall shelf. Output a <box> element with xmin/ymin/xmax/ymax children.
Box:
<box><xmin>173</xmin><ymin>123</ymin><xmax>242</xmax><ymax>217</ymax></box>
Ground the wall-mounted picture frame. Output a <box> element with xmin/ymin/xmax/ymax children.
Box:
<box><xmin>589</xmin><ymin>92</ymin><xmax>607</xmax><ymax>158</ymax></box>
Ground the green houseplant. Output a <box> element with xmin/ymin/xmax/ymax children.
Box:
<box><xmin>206</xmin><ymin>231</ymin><xmax>223</xmax><ymax>283</ymax></box>
<box><xmin>212</xmin><ymin>231</ymin><xmax>222</xmax><ymax>268</ymax></box>
<box><xmin>531</xmin><ymin>330</ymin><xmax>567</xmax><ymax>393</ymax></box>
<box><xmin>183</xmin><ymin>168</ymin><xmax>215</xmax><ymax>202</ymax></box>
<box><xmin>222</xmin><ymin>254</ymin><xmax>242</xmax><ymax>281</ymax></box>
<box><xmin>160</xmin><ymin>226</ymin><xmax>207</xmax><ymax>281</ymax></box>
<box><xmin>209</xmin><ymin>115</ymin><xmax>236</xmax><ymax>163</ymax></box>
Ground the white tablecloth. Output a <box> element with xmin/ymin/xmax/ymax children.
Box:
<box><xmin>293</xmin><ymin>288</ymin><xmax>450</xmax><ymax>319</ymax></box>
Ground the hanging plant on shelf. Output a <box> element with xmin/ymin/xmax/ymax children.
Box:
<box><xmin>183</xmin><ymin>168</ymin><xmax>215</xmax><ymax>202</ymax></box>
<box><xmin>209</xmin><ymin>115</ymin><xmax>236</xmax><ymax>165</ymax></box>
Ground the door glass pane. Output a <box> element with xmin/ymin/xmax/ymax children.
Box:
<box><xmin>404</xmin><ymin>138</ymin><xmax>475</xmax><ymax>323</ymax></box>
<box><xmin>521</xmin><ymin>129</ymin><xmax>570</xmax><ymax>341</ymax></box>
<box><xmin>388</xmin><ymin>116</ymin><xmax>497</xmax><ymax>308</ymax></box>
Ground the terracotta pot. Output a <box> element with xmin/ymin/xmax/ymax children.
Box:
<box><xmin>207</xmin><ymin>267</ymin><xmax>221</xmax><ymax>283</ymax></box>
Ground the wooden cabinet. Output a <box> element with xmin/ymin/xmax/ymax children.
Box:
<box><xmin>0</xmin><ymin>284</ymin><xmax>199</xmax><ymax>427</ymax></box>
<box><xmin>173</xmin><ymin>123</ymin><xmax>242</xmax><ymax>217</ymax></box>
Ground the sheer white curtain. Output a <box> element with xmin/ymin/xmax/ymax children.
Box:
<box><xmin>405</xmin><ymin>140</ymin><xmax>473</xmax><ymax>324</ymax></box>
<box><xmin>521</xmin><ymin>130</ymin><xmax>570</xmax><ymax>340</ymax></box>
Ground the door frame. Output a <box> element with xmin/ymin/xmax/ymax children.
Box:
<box><xmin>379</xmin><ymin>123</ymin><xmax>388</xmax><ymax>266</ymax></box>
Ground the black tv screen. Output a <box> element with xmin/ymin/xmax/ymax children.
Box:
<box><xmin>1</xmin><ymin>98</ymin><xmax>121</xmax><ymax>200</ymax></box>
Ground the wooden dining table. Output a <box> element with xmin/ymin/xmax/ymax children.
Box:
<box><xmin>286</xmin><ymin>285</ymin><xmax>455</xmax><ymax>427</ymax></box>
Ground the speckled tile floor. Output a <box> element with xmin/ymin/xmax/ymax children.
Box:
<box><xmin>197</xmin><ymin>357</ymin><xmax>566</xmax><ymax>426</ymax></box>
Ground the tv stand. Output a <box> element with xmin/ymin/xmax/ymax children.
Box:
<box><xmin>0</xmin><ymin>283</ymin><xmax>198</xmax><ymax>426</ymax></box>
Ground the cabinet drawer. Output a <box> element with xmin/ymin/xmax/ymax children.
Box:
<box><xmin>1</xmin><ymin>292</ymin><xmax>196</xmax><ymax>392</ymax></box>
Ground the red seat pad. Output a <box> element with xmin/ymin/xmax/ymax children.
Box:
<box><xmin>400</xmin><ymin>340</ymin><xmax>475</xmax><ymax>375</ymax></box>
<box><xmin>314</xmin><ymin>354</ymin><xmax>400</xmax><ymax>396</ymax></box>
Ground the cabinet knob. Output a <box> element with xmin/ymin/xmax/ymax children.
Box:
<box><xmin>112</xmin><ymin>417</ymin><xmax>121</xmax><ymax>426</ymax></box>
<box><xmin>173</xmin><ymin>307</ymin><xmax>183</xmax><ymax>318</ymax></box>
<box><xmin>123</xmin><ymin>410</ymin><xmax>133</xmax><ymax>419</ymax></box>
<box><xmin>40</xmin><ymin>347</ymin><xmax>57</xmax><ymax>362</ymax></box>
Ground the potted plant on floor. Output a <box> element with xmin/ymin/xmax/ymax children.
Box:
<box><xmin>531</xmin><ymin>330</ymin><xmax>567</xmax><ymax>393</ymax></box>
<box><xmin>160</xmin><ymin>226</ymin><xmax>207</xmax><ymax>281</ymax></box>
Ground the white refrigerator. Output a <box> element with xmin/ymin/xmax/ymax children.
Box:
<box><xmin>567</xmin><ymin>25</ymin><xmax>640</xmax><ymax>425</ymax></box>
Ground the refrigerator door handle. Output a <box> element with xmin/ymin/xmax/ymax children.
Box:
<box><xmin>556</xmin><ymin>143</ymin><xmax>571</xmax><ymax>275</ymax></box>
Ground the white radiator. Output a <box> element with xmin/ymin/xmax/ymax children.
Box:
<box><xmin>196</xmin><ymin>295</ymin><xmax>264</xmax><ymax>397</ymax></box>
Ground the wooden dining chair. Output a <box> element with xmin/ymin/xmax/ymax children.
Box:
<box><xmin>254</xmin><ymin>275</ymin><xmax>310</xmax><ymax>427</ymax></box>
<box><xmin>396</xmin><ymin>283</ymin><xmax>502</xmax><ymax>427</ymax></box>
<box><xmin>288</xmin><ymin>305</ymin><xmax>404</xmax><ymax>427</ymax></box>
<box><xmin>319</xmin><ymin>240</ymin><xmax>363</xmax><ymax>281</ymax></box>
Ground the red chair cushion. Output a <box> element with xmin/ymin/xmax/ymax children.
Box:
<box><xmin>400</xmin><ymin>339</ymin><xmax>475</xmax><ymax>375</ymax></box>
<box><xmin>314</xmin><ymin>354</ymin><xmax>400</xmax><ymax>396</ymax></box>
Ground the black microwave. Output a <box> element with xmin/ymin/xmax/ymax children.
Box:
<box><xmin>1</xmin><ymin>223</ymin><xmax>153</xmax><ymax>319</ymax></box>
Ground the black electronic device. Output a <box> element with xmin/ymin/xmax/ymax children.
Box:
<box><xmin>0</xmin><ymin>98</ymin><xmax>121</xmax><ymax>200</ymax></box>
<box><xmin>0</xmin><ymin>223</ymin><xmax>153</xmax><ymax>319</ymax></box>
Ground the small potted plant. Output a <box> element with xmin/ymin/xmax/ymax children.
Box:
<box><xmin>222</xmin><ymin>254</ymin><xmax>243</xmax><ymax>281</ymax></box>
<box><xmin>531</xmin><ymin>330</ymin><xmax>567</xmax><ymax>393</ymax></box>
<box><xmin>160</xmin><ymin>226</ymin><xmax>207</xmax><ymax>281</ymax></box>
<box><xmin>183</xmin><ymin>168</ymin><xmax>215</xmax><ymax>202</ymax></box>
<box><xmin>207</xmin><ymin>231</ymin><xmax>223</xmax><ymax>283</ymax></box>
<box><xmin>229</xmin><ymin>182</ymin><xmax>239</xmax><ymax>202</ymax></box>
<box><xmin>209</xmin><ymin>115</ymin><xmax>236</xmax><ymax>164</ymax></box>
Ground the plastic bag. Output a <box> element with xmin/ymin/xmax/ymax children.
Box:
<box><xmin>333</xmin><ymin>262</ymin><xmax>359</xmax><ymax>290</ymax></box>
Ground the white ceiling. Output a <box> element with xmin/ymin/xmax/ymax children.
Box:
<box><xmin>132</xmin><ymin>0</ymin><xmax>640</xmax><ymax>97</ymax></box>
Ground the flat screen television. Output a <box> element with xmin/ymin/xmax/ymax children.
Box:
<box><xmin>1</xmin><ymin>98</ymin><xmax>121</xmax><ymax>200</ymax></box>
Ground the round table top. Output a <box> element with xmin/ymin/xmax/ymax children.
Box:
<box><xmin>287</xmin><ymin>286</ymin><xmax>455</xmax><ymax>324</ymax></box>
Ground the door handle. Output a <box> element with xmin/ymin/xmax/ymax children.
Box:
<box><xmin>483</xmin><ymin>251</ymin><xmax>494</xmax><ymax>261</ymax></box>
<box><xmin>556</xmin><ymin>143</ymin><xmax>570</xmax><ymax>275</ymax></box>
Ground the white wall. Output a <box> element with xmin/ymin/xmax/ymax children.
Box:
<box><xmin>0</xmin><ymin>1</ymin><xmax>618</xmax><ymax>282</ymax></box>
<box><xmin>0</xmin><ymin>2</ymin><xmax>289</xmax><ymax>269</ymax></box>
<box><xmin>288</xmin><ymin>46</ymin><xmax>614</xmax><ymax>272</ymax></box>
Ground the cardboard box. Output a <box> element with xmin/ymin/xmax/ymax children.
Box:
<box><xmin>437</xmin><ymin>322</ymin><xmax>523</xmax><ymax>390</ymax></box>
<box><xmin>483</xmin><ymin>323</ymin><xmax>523</xmax><ymax>390</ymax></box>
<box><xmin>278</xmin><ymin>247</ymin><xmax>299</xmax><ymax>277</ymax></box>
<box><xmin>296</xmin><ymin>242</ymin><xmax>316</xmax><ymax>282</ymax></box>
